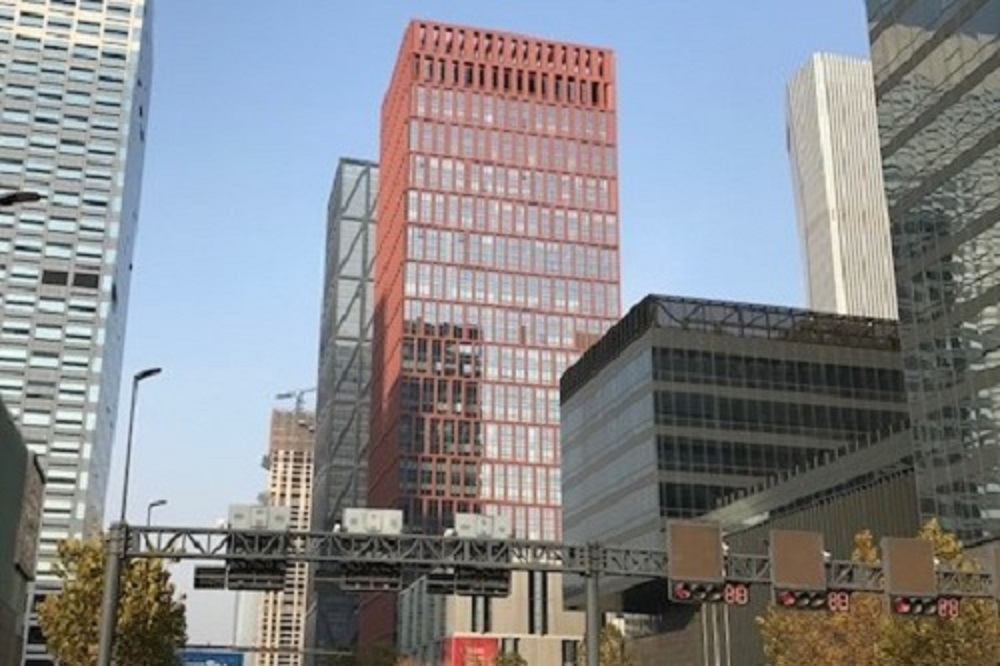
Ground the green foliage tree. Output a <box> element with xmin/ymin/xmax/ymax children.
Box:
<box><xmin>757</xmin><ymin>519</ymin><xmax>1000</xmax><ymax>666</ymax></box>
<box><xmin>494</xmin><ymin>652</ymin><xmax>528</xmax><ymax>666</ymax></box>
<box><xmin>38</xmin><ymin>535</ymin><xmax>186</xmax><ymax>666</ymax></box>
<box><xmin>355</xmin><ymin>643</ymin><xmax>400</xmax><ymax>666</ymax></box>
<box><xmin>576</xmin><ymin>623</ymin><xmax>635</xmax><ymax>666</ymax></box>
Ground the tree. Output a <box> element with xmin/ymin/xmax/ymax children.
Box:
<box><xmin>355</xmin><ymin>643</ymin><xmax>400</xmax><ymax>666</ymax></box>
<box><xmin>577</xmin><ymin>623</ymin><xmax>635</xmax><ymax>666</ymax></box>
<box><xmin>757</xmin><ymin>519</ymin><xmax>1000</xmax><ymax>666</ymax></box>
<box><xmin>494</xmin><ymin>652</ymin><xmax>528</xmax><ymax>666</ymax></box>
<box><xmin>38</xmin><ymin>535</ymin><xmax>186</xmax><ymax>666</ymax></box>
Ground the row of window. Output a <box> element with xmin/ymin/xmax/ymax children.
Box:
<box><xmin>658</xmin><ymin>482</ymin><xmax>735</xmax><ymax>517</ymax></box>
<box><xmin>410</xmin><ymin>160</ymin><xmax>613</xmax><ymax>210</ymax></box>
<box><xmin>409</xmin><ymin>228</ymin><xmax>617</xmax><ymax>282</ymax></box>
<box><xmin>3</xmin><ymin>78</ymin><xmax>123</xmax><ymax>105</ymax></box>
<box><xmin>481</xmin><ymin>383</ymin><xmax>560</xmax><ymax>425</ymax></box>
<box><xmin>2</xmin><ymin>236</ymin><xmax>109</xmax><ymax>262</ymax></box>
<box><xmin>8</xmin><ymin>34</ymin><xmax>128</xmax><ymax>69</ymax></box>
<box><xmin>480</xmin><ymin>502</ymin><xmax>559</xmax><ymax>540</ymax></box>
<box><xmin>1</xmin><ymin>209</ymin><xmax>116</xmax><ymax>238</ymax></box>
<box><xmin>415</xmin><ymin>86</ymin><xmax>612</xmax><ymax>141</ymax></box>
<box><xmin>480</xmin><ymin>463</ymin><xmax>561</xmax><ymax>505</ymax></box>
<box><xmin>485</xmin><ymin>422</ymin><xmax>559</xmax><ymax>464</ymax></box>
<box><xmin>0</xmin><ymin>49</ymin><xmax>126</xmax><ymax>81</ymax></box>
<box><xmin>0</xmin><ymin>133</ymin><xmax>119</xmax><ymax>164</ymax></box>
<box><xmin>14</xmin><ymin>10</ymin><xmax>132</xmax><ymax>41</ymax></box>
<box><xmin>404</xmin><ymin>262</ymin><xmax>618</xmax><ymax>318</ymax></box>
<box><xmin>657</xmin><ymin>435</ymin><xmax>832</xmax><ymax>477</ymax></box>
<box><xmin>654</xmin><ymin>391</ymin><xmax>906</xmax><ymax>436</ymax></box>
<box><xmin>652</xmin><ymin>348</ymin><xmax>906</xmax><ymax>401</ymax></box>
<box><xmin>1</xmin><ymin>292</ymin><xmax>102</xmax><ymax>316</ymax></box>
<box><xmin>410</xmin><ymin>120</ymin><xmax>615</xmax><ymax>174</ymax></box>
<box><xmin>2</xmin><ymin>319</ymin><xmax>96</xmax><ymax>342</ymax></box>
<box><xmin>414</xmin><ymin>49</ymin><xmax>607</xmax><ymax>109</ymax></box>
<box><xmin>2</xmin><ymin>0</ymin><xmax>135</xmax><ymax>17</ymax></box>
<box><xmin>406</xmin><ymin>191</ymin><xmax>618</xmax><ymax>246</ymax></box>
<box><xmin>1</xmin><ymin>375</ymin><xmax>95</xmax><ymax>403</ymax></box>
<box><xmin>403</xmin><ymin>299</ymin><xmax>613</xmax><ymax>349</ymax></box>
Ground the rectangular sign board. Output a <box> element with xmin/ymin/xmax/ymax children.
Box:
<box><xmin>179</xmin><ymin>651</ymin><xmax>244</xmax><ymax>666</ymax></box>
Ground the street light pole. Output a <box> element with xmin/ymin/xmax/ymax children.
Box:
<box><xmin>98</xmin><ymin>369</ymin><xmax>162</xmax><ymax>666</ymax></box>
<box><xmin>146</xmin><ymin>499</ymin><xmax>167</xmax><ymax>526</ymax></box>
<box><xmin>119</xmin><ymin>367</ymin><xmax>162</xmax><ymax>524</ymax></box>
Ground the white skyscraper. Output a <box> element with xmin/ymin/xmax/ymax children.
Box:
<box><xmin>786</xmin><ymin>52</ymin><xmax>897</xmax><ymax>319</ymax></box>
<box><xmin>0</xmin><ymin>1</ymin><xmax>153</xmax><ymax>663</ymax></box>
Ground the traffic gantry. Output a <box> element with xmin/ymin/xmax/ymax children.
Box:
<box><xmin>882</xmin><ymin>537</ymin><xmax>942</xmax><ymax>617</ymax></box>
<box><xmin>330</xmin><ymin>508</ymin><xmax>405</xmax><ymax>591</ymax></box>
<box><xmin>770</xmin><ymin>530</ymin><xmax>844</xmax><ymax>611</ymax></box>
<box><xmin>194</xmin><ymin>505</ymin><xmax>291</xmax><ymax>591</ymax></box>
<box><xmin>425</xmin><ymin>513</ymin><xmax>513</xmax><ymax>598</ymax></box>
<box><xmin>666</xmin><ymin>520</ymin><xmax>749</xmax><ymax>606</ymax></box>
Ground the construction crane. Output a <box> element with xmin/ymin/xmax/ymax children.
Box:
<box><xmin>274</xmin><ymin>386</ymin><xmax>316</xmax><ymax>414</ymax></box>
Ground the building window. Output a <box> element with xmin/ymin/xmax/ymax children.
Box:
<box><xmin>562</xmin><ymin>640</ymin><xmax>578</xmax><ymax>666</ymax></box>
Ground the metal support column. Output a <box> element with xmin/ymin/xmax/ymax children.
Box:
<box><xmin>586</xmin><ymin>544</ymin><xmax>601</xmax><ymax>666</ymax></box>
<box><xmin>97</xmin><ymin>522</ymin><xmax>126</xmax><ymax>666</ymax></box>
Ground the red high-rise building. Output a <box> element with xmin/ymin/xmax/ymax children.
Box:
<box><xmin>366</xmin><ymin>19</ymin><xmax>620</xmax><ymax>643</ymax></box>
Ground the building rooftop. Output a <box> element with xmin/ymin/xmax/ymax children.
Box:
<box><xmin>561</xmin><ymin>294</ymin><xmax>900</xmax><ymax>401</ymax></box>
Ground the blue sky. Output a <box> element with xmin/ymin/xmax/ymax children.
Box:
<box><xmin>105</xmin><ymin>0</ymin><xmax>872</xmax><ymax>643</ymax></box>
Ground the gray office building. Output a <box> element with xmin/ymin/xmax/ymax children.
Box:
<box><xmin>0</xmin><ymin>2</ymin><xmax>153</xmax><ymax>663</ymax></box>
<box><xmin>561</xmin><ymin>295</ymin><xmax>908</xmax><ymax>603</ymax></box>
<box><xmin>865</xmin><ymin>0</ymin><xmax>1000</xmax><ymax>541</ymax></box>
<box><xmin>306</xmin><ymin>158</ymin><xmax>378</xmax><ymax>655</ymax></box>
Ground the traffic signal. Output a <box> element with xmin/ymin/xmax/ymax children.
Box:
<box><xmin>774</xmin><ymin>589</ymin><xmax>827</xmax><ymax>610</ymax></box>
<box><xmin>882</xmin><ymin>538</ymin><xmax>940</xmax><ymax>617</ymax></box>
<box><xmin>671</xmin><ymin>581</ymin><xmax>723</xmax><ymax>603</ymax></box>
<box><xmin>666</xmin><ymin>521</ymin><xmax>727</xmax><ymax>604</ymax></box>
<box><xmin>769</xmin><ymin>530</ymin><xmax>829</xmax><ymax>612</ymax></box>
<box><xmin>890</xmin><ymin>595</ymin><xmax>938</xmax><ymax>616</ymax></box>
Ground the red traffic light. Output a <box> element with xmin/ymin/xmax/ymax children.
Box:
<box><xmin>891</xmin><ymin>596</ymin><xmax>937</xmax><ymax>616</ymax></box>
<box><xmin>773</xmin><ymin>588</ymin><xmax>827</xmax><ymax>610</ymax></box>
<box><xmin>670</xmin><ymin>581</ymin><xmax>728</xmax><ymax>603</ymax></box>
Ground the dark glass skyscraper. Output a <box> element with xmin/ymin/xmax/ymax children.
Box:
<box><xmin>308</xmin><ymin>158</ymin><xmax>378</xmax><ymax>653</ymax></box>
<box><xmin>865</xmin><ymin>0</ymin><xmax>1000</xmax><ymax>541</ymax></box>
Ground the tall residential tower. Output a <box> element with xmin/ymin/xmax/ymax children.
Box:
<box><xmin>368</xmin><ymin>20</ymin><xmax>621</xmax><ymax>642</ymax></box>
<box><xmin>864</xmin><ymin>0</ymin><xmax>1000</xmax><ymax>541</ymax></box>
<box><xmin>0</xmin><ymin>2</ymin><xmax>153</xmax><ymax>663</ymax></box>
<box><xmin>786</xmin><ymin>53</ymin><xmax>897</xmax><ymax>319</ymax></box>
<box><xmin>256</xmin><ymin>407</ymin><xmax>316</xmax><ymax>666</ymax></box>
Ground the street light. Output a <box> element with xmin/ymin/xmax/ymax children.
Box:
<box><xmin>0</xmin><ymin>190</ymin><xmax>43</xmax><ymax>207</ymax></box>
<box><xmin>119</xmin><ymin>367</ymin><xmax>162</xmax><ymax>524</ymax></box>
<box><xmin>146</xmin><ymin>499</ymin><xmax>167</xmax><ymax>526</ymax></box>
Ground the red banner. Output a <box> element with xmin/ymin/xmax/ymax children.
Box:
<box><xmin>442</xmin><ymin>637</ymin><xmax>500</xmax><ymax>666</ymax></box>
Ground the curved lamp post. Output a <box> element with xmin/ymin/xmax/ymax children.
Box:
<box><xmin>119</xmin><ymin>367</ymin><xmax>162</xmax><ymax>523</ymax></box>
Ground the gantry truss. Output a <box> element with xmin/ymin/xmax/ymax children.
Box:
<box><xmin>124</xmin><ymin>526</ymin><xmax>996</xmax><ymax>598</ymax></box>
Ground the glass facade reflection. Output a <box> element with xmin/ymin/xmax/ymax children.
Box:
<box><xmin>866</xmin><ymin>0</ymin><xmax>1000</xmax><ymax>541</ymax></box>
<box><xmin>562</xmin><ymin>296</ymin><xmax>907</xmax><ymax>559</ymax></box>
<box><xmin>307</xmin><ymin>158</ymin><xmax>377</xmax><ymax>653</ymax></box>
